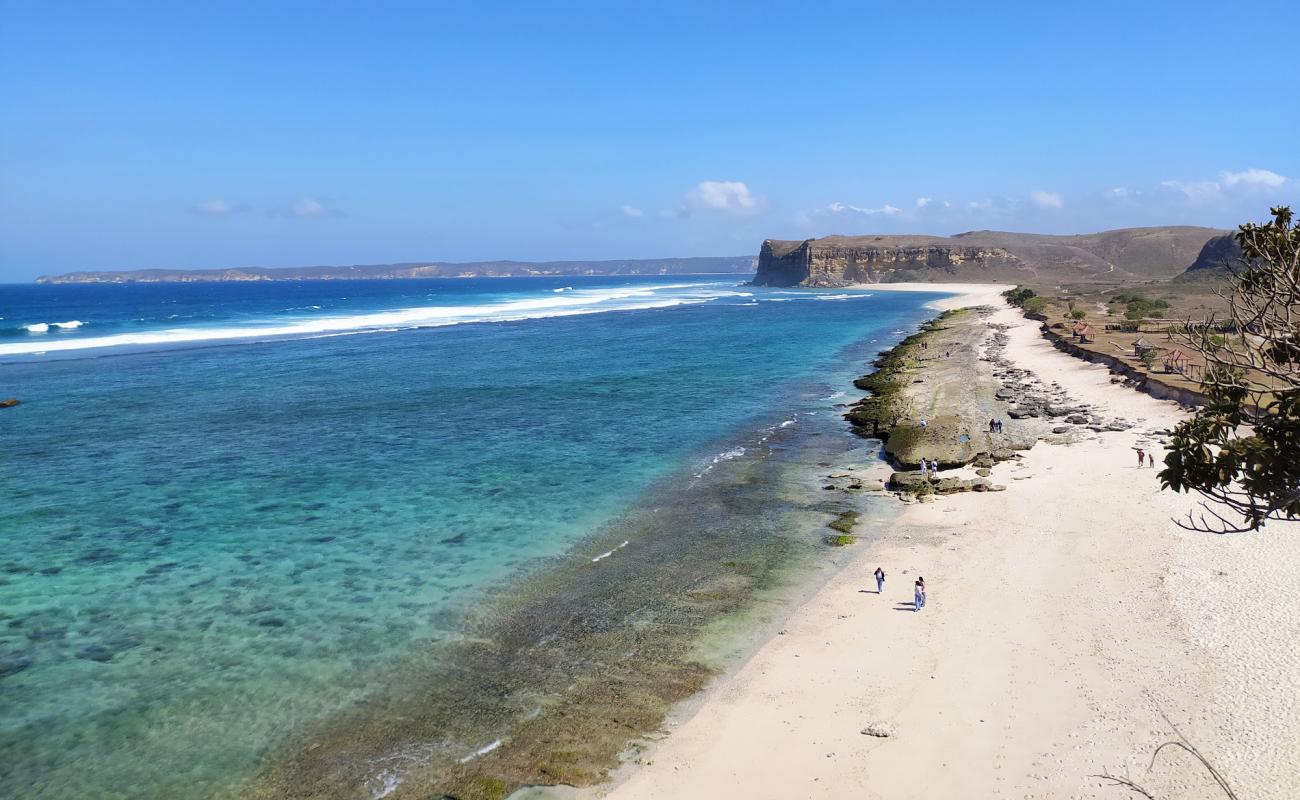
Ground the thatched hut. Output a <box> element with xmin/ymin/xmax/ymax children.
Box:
<box><xmin>1133</xmin><ymin>337</ymin><xmax>1159</xmax><ymax>356</ymax></box>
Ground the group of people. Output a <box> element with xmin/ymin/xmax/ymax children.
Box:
<box><xmin>872</xmin><ymin>567</ymin><xmax>928</xmax><ymax>611</ymax></box>
<box><xmin>919</xmin><ymin>458</ymin><xmax>940</xmax><ymax>477</ymax></box>
<box><xmin>987</xmin><ymin>418</ymin><xmax>1004</xmax><ymax>433</ymax></box>
<box><xmin>918</xmin><ymin>341</ymin><xmax>952</xmax><ymax>358</ymax></box>
<box><xmin>1135</xmin><ymin>448</ymin><xmax>1156</xmax><ymax>468</ymax></box>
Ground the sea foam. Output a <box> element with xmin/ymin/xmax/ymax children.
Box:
<box><xmin>21</xmin><ymin>320</ymin><xmax>83</xmax><ymax>333</ymax></box>
<box><xmin>0</xmin><ymin>284</ymin><xmax>750</xmax><ymax>356</ymax></box>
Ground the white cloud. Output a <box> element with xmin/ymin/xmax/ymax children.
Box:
<box><xmin>1030</xmin><ymin>190</ymin><xmax>1064</xmax><ymax>209</ymax></box>
<box><xmin>273</xmin><ymin>197</ymin><xmax>344</xmax><ymax>219</ymax></box>
<box><xmin>1220</xmin><ymin>167</ymin><xmax>1287</xmax><ymax>188</ymax></box>
<box><xmin>620</xmin><ymin>205</ymin><xmax>644</xmax><ymax>218</ymax></box>
<box><xmin>1159</xmin><ymin>179</ymin><xmax>1222</xmax><ymax>202</ymax></box>
<box><xmin>192</xmin><ymin>198</ymin><xmax>247</xmax><ymax>216</ymax></box>
<box><xmin>915</xmin><ymin>196</ymin><xmax>932</xmax><ymax>208</ymax></box>
<box><xmin>826</xmin><ymin>201</ymin><xmax>901</xmax><ymax>216</ymax></box>
<box><xmin>1159</xmin><ymin>168</ymin><xmax>1288</xmax><ymax>204</ymax></box>
<box><xmin>688</xmin><ymin>181</ymin><xmax>759</xmax><ymax>213</ymax></box>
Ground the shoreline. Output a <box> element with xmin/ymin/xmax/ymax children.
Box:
<box><xmin>237</xmin><ymin>295</ymin><xmax>942</xmax><ymax>800</ymax></box>
<box><xmin>597</xmin><ymin>289</ymin><xmax>1300</xmax><ymax>799</ymax></box>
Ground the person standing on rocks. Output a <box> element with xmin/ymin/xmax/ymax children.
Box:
<box><xmin>874</xmin><ymin>566</ymin><xmax>885</xmax><ymax>594</ymax></box>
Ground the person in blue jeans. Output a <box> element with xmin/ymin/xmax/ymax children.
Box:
<box><xmin>914</xmin><ymin>578</ymin><xmax>924</xmax><ymax>611</ymax></box>
<box><xmin>874</xmin><ymin>566</ymin><xmax>885</xmax><ymax>594</ymax></box>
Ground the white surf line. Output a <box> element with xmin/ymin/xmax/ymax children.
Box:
<box><xmin>458</xmin><ymin>738</ymin><xmax>503</xmax><ymax>764</ymax></box>
<box><xmin>591</xmin><ymin>540</ymin><xmax>631</xmax><ymax>563</ymax></box>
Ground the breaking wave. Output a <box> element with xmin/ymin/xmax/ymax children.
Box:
<box><xmin>17</xmin><ymin>320</ymin><xmax>84</xmax><ymax>334</ymax></box>
<box><xmin>0</xmin><ymin>284</ymin><xmax>750</xmax><ymax>357</ymax></box>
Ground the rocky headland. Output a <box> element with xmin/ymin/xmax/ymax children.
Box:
<box><xmin>753</xmin><ymin>227</ymin><xmax>1224</xmax><ymax>287</ymax></box>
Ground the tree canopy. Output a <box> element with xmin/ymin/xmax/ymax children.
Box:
<box><xmin>1160</xmin><ymin>207</ymin><xmax>1300</xmax><ymax>532</ymax></box>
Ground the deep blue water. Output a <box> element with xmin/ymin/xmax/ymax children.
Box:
<box><xmin>0</xmin><ymin>276</ymin><xmax>945</xmax><ymax>798</ymax></box>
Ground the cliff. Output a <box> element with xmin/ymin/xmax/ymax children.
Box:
<box><xmin>753</xmin><ymin>226</ymin><xmax>1224</xmax><ymax>287</ymax></box>
<box><xmin>36</xmin><ymin>256</ymin><xmax>758</xmax><ymax>284</ymax></box>
<box><xmin>1175</xmin><ymin>233</ymin><xmax>1243</xmax><ymax>281</ymax></box>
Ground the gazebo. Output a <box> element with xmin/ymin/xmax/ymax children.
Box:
<box><xmin>1133</xmin><ymin>337</ymin><xmax>1159</xmax><ymax>356</ymax></box>
<box><xmin>1075</xmin><ymin>323</ymin><xmax>1095</xmax><ymax>343</ymax></box>
<box><xmin>1164</xmin><ymin>348</ymin><xmax>1190</xmax><ymax>374</ymax></box>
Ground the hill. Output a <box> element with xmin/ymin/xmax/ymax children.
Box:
<box><xmin>1175</xmin><ymin>233</ymin><xmax>1244</xmax><ymax>281</ymax></box>
<box><xmin>753</xmin><ymin>226</ymin><xmax>1224</xmax><ymax>287</ymax></box>
<box><xmin>35</xmin><ymin>256</ymin><xmax>757</xmax><ymax>284</ymax></box>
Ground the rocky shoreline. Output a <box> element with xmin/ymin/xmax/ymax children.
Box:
<box><xmin>838</xmin><ymin>305</ymin><xmax>1147</xmax><ymax>499</ymax></box>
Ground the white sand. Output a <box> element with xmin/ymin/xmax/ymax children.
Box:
<box><xmin>599</xmin><ymin>295</ymin><xmax>1300</xmax><ymax>800</ymax></box>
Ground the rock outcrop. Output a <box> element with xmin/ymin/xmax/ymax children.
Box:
<box><xmin>758</xmin><ymin>237</ymin><xmax>1020</xmax><ymax>287</ymax></box>
<box><xmin>1176</xmin><ymin>233</ymin><xmax>1244</xmax><ymax>281</ymax></box>
<box><xmin>753</xmin><ymin>226</ymin><xmax>1225</xmax><ymax>287</ymax></box>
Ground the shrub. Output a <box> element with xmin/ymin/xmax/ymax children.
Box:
<box><xmin>1002</xmin><ymin>286</ymin><xmax>1036</xmax><ymax>307</ymax></box>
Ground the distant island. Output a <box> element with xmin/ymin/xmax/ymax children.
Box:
<box><xmin>39</xmin><ymin>225</ymin><xmax>1237</xmax><ymax>287</ymax></box>
<box><xmin>35</xmin><ymin>256</ymin><xmax>758</xmax><ymax>284</ymax></box>
<box><xmin>753</xmin><ymin>225</ymin><xmax>1227</xmax><ymax>287</ymax></box>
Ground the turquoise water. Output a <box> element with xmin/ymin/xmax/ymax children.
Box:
<box><xmin>0</xmin><ymin>277</ymin><xmax>944</xmax><ymax>798</ymax></box>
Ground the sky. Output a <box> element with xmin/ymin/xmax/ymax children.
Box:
<box><xmin>1</xmin><ymin>1</ymin><xmax>1297</xmax><ymax>281</ymax></box>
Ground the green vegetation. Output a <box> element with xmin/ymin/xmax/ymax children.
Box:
<box><xmin>824</xmin><ymin>533</ymin><xmax>857</xmax><ymax>546</ymax></box>
<box><xmin>1139</xmin><ymin>349</ymin><xmax>1158</xmax><ymax>370</ymax></box>
<box><xmin>1070</xmin><ymin>308</ymin><xmax>1087</xmax><ymax>320</ymax></box>
<box><xmin>1022</xmin><ymin>296</ymin><xmax>1049</xmax><ymax>316</ymax></box>
<box><xmin>828</xmin><ymin>510</ymin><xmax>859</xmax><ymax>533</ymax></box>
<box><xmin>1111</xmin><ymin>292</ymin><xmax>1172</xmax><ymax>321</ymax></box>
<box><xmin>456</xmin><ymin>775</ymin><xmax>510</xmax><ymax>800</ymax></box>
<box><xmin>1002</xmin><ymin>286</ymin><xmax>1036</xmax><ymax>307</ymax></box>
<box><xmin>1160</xmin><ymin>206</ymin><xmax>1300</xmax><ymax>532</ymax></box>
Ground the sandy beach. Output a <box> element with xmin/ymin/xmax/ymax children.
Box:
<box><xmin>599</xmin><ymin>286</ymin><xmax>1300</xmax><ymax>800</ymax></box>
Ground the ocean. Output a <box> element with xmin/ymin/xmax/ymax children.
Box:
<box><xmin>0</xmin><ymin>276</ymin><xmax>948</xmax><ymax>798</ymax></box>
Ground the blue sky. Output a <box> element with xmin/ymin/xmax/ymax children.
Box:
<box><xmin>2</xmin><ymin>1</ymin><xmax>1297</xmax><ymax>280</ymax></box>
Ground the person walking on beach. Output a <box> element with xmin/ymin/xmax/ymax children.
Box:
<box><xmin>913</xmin><ymin>578</ymin><xmax>924</xmax><ymax>611</ymax></box>
<box><xmin>918</xmin><ymin>576</ymin><xmax>927</xmax><ymax>608</ymax></box>
<box><xmin>1148</xmin><ymin>452</ymin><xmax>1156</xmax><ymax>468</ymax></box>
<box><xmin>1136</xmin><ymin>448</ymin><xmax>1145</xmax><ymax>468</ymax></box>
<box><xmin>874</xmin><ymin>566</ymin><xmax>885</xmax><ymax>594</ymax></box>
